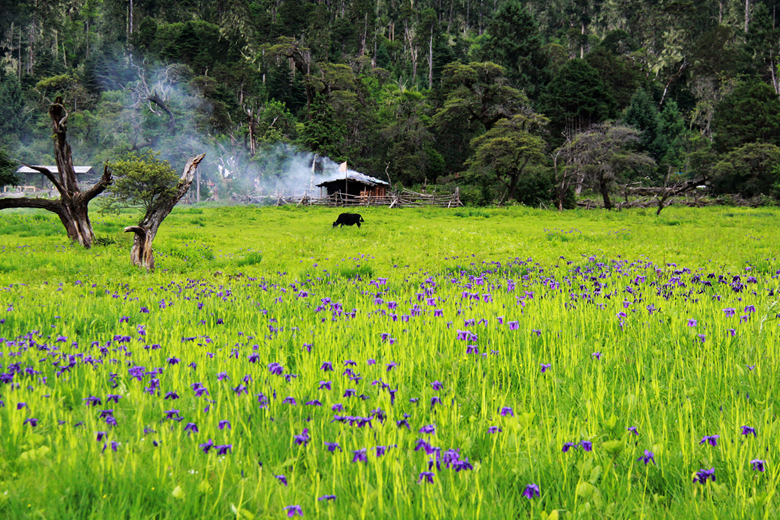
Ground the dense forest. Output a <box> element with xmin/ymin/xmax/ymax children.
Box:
<box><xmin>1</xmin><ymin>0</ymin><xmax>780</xmax><ymax>206</ymax></box>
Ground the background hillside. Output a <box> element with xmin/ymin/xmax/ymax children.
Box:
<box><xmin>1</xmin><ymin>0</ymin><xmax>780</xmax><ymax>205</ymax></box>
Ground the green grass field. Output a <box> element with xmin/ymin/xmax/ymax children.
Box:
<box><xmin>0</xmin><ymin>205</ymin><xmax>779</xmax><ymax>519</ymax></box>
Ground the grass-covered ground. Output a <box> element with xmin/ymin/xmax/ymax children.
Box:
<box><xmin>0</xmin><ymin>205</ymin><xmax>779</xmax><ymax>519</ymax></box>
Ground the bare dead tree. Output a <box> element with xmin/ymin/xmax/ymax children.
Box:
<box><xmin>124</xmin><ymin>154</ymin><xmax>205</xmax><ymax>270</ymax></box>
<box><xmin>0</xmin><ymin>96</ymin><xmax>112</xmax><ymax>248</ymax></box>
<box><xmin>625</xmin><ymin>171</ymin><xmax>708</xmax><ymax>216</ymax></box>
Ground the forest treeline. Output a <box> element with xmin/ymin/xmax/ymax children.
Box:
<box><xmin>1</xmin><ymin>0</ymin><xmax>780</xmax><ymax>206</ymax></box>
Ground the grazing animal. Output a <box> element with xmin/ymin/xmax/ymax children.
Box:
<box><xmin>333</xmin><ymin>213</ymin><xmax>365</xmax><ymax>228</ymax></box>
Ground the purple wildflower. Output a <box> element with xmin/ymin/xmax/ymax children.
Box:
<box><xmin>283</xmin><ymin>505</ymin><xmax>303</xmax><ymax>517</ymax></box>
<box><xmin>418</xmin><ymin>472</ymin><xmax>435</xmax><ymax>484</ymax></box>
<box><xmin>637</xmin><ymin>450</ymin><xmax>655</xmax><ymax>465</ymax></box>
<box><xmin>741</xmin><ymin>425</ymin><xmax>757</xmax><ymax>437</ymax></box>
<box><xmin>750</xmin><ymin>459</ymin><xmax>766</xmax><ymax>472</ymax></box>
<box><xmin>499</xmin><ymin>406</ymin><xmax>514</xmax><ymax>417</ymax></box>
<box><xmin>352</xmin><ymin>448</ymin><xmax>367</xmax><ymax>463</ymax></box>
<box><xmin>700</xmin><ymin>435</ymin><xmax>719</xmax><ymax>447</ymax></box>
<box><xmin>522</xmin><ymin>484</ymin><xmax>540</xmax><ymax>499</ymax></box>
<box><xmin>693</xmin><ymin>468</ymin><xmax>716</xmax><ymax>484</ymax></box>
<box><xmin>275</xmin><ymin>475</ymin><xmax>288</xmax><ymax>486</ymax></box>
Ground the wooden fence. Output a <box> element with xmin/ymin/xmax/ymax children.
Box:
<box><xmin>243</xmin><ymin>188</ymin><xmax>463</xmax><ymax>208</ymax></box>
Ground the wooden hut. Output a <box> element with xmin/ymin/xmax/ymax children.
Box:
<box><xmin>14</xmin><ymin>165</ymin><xmax>96</xmax><ymax>191</ymax></box>
<box><xmin>316</xmin><ymin>169</ymin><xmax>390</xmax><ymax>198</ymax></box>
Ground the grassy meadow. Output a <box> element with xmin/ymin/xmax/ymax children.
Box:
<box><xmin>0</xmin><ymin>204</ymin><xmax>779</xmax><ymax>519</ymax></box>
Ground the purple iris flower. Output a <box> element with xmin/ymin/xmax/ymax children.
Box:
<box><xmin>331</xmin><ymin>403</ymin><xmax>344</xmax><ymax>412</ymax></box>
<box><xmin>500</xmin><ymin>407</ymin><xmax>514</xmax><ymax>417</ymax></box>
<box><xmin>343</xmin><ymin>389</ymin><xmax>356</xmax><ymax>398</ymax></box>
<box><xmin>16</xmin><ymin>402</ymin><xmax>27</xmax><ymax>410</ymax></box>
<box><xmin>540</xmin><ymin>363</ymin><xmax>551</xmax><ymax>373</ymax></box>
<box><xmin>318</xmin><ymin>495</ymin><xmax>336</xmax><ymax>502</ymax></box>
<box><xmin>282</xmin><ymin>397</ymin><xmax>297</xmax><ymax>405</ymax></box>
<box><xmin>106</xmin><ymin>394</ymin><xmax>122</xmax><ymax>403</ymax></box>
<box><xmin>386</xmin><ymin>362</ymin><xmax>397</xmax><ymax>372</ymax></box>
<box><xmin>293</xmin><ymin>428</ymin><xmax>310</xmax><ymax>447</ymax></box>
<box><xmin>164</xmin><ymin>391</ymin><xmax>179</xmax><ymax>400</ymax></box>
<box><xmin>580</xmin><ymin>440</ymin><xmax>592</xmax><ymax>452</ymax></box>
<box><xmin>96</xmin><ymin>431</ymin><xmax>107</xmax><ymax>441</ymax></box>
<box><xmin>727</xmin><ymin>329</ymin><xmax>736</xmax><ymax>336</ymax></box>
<box><xmin>750</xmin><ymin>459</ymin><xmax>766</xmax><ymax>472</ymax></box>
<box><xmin>688</xmin><ymin>319</ymin><xmax>697</xmax><ymax>327</ymax></box>
<box><xmin>219</xmin><ymin>420</ymin><xmax>231</xmax><ymax>430</ymax></box>
<box><xmin>184</xmin><ymin>422</ymin><xmax>199</xmax><ymax>435</ymax></box>
<box><xmin>324</xmin><ymin>442</ymin><xmax>342</xmax><ymax>452</ymax></box>
<box><xmin>431</xmin><ymin>381</ymin><xmax>443</xmax><ymax>391</ymax></box>
<box><xmin>488</xmin><ymin>426</ymin><xmax>502</xmax><ymax>434</ymax></box>
<box><xmin>700</xmin><ymin>435</ymin><xmax>719</xmax><ymax>446</ymax></box>
<box><xmin>562</xmin><ymin>442</ymin><xmax>577</xmax><ymax>453</ymax></box>
<box><xmin>453</xmin><ymin>458</ymin><xmax>474</xmax><ymax>472</ymax></box>
<box><xmin>418</xmin><ymin>471</ymin><xmax>435</xmax><ymax>484</ymax></box>
<box><xmin>84</xmin><ymin>396</ymin><xmax>101</xmax><ymax>406</ymax></box>
<box><xmin>216</xmin><ymin>372</ymin><xmax>229</xmax><ymax>381</ymax></box>
<box><xmin>215</xmin><ymin>444</ymin><xmax>232</xmax><ymax>455</ymax></box>
<box><xmin>167</xmin><ymin>357</ymin><xmax>180</xmax><ymax>365</ymax></box>
<box><xmin>637</xmin><ymin>450</ymin><xmax>655</xmax><ymax>465</ymax></box>
<box><xmin>723</xmin><ymin>308</ymin><xmax>736</xmax><ymax>317</ymax></box>
<box><xmin>746</xmin><ymin>365</ymin><xmax>755</xmax><ymax>371</ymax></box>
<box><xmin>591</xmin><ymin>352</ymin><xmax>602</xmax><ymax>360</ymax></box>
<box><xmin>275</xmin><ymin>475</ymin><xmax>288</xmax><ymax>486</ymax></box>
<box><xmin>375</xmin><ymin>446</ymin><xmax>389</xmax><ymax>457</ymax></box>
<box><xmin>283</xmin><ymin>505</ymin><xmax>303</xmax><ymax>517</ymax></box>
<box><xmin>508</xmin><ymin>321</ymin><xmax>519</xmax><ymax>330</ymax></box>
<box><xmin>305</xmin><ymin>400</ymin><xmax>323</xmax><ymax>406</ymax></box>
<box><xmin>318</xmin><ymin>381</ymin><xmax>331</xmax><ymax>390</ymax></box>
<box><xmin>430</xmin><ymin>396</ymin><xmax>442</xmax><ymax>409</ymax></box>
<box><xmin>397</xmin><ymin>419</ymin><xmax>411</xmax><ymax>430</ymax></box>
<box><xmin>352</xmin><ymin>448</ymin><xmax>367</xmax><ymax>463</ymax></box>
<box><xmin>232</xmin><ymin>384</ymin><xmax>248</xmax><ymax>395</ymax></box>
<box><xmin>522</xmin><ymin>483</ymin><xmax>540</xmax><ymax>499</ymax></box>
<box><xmin>693</xmin><ymin>468</ymin><xmax>716</xmax><ymax>484</ymax></box>
<box><xmin>627</xmin><ymin>426</ymin><xmax>639</xmax><ymax>435</ymax></box>
<box><xmin>199</xmin><ymin>439</ymin><xmax>214</xmax><ymax>453</ymax></box>
<box><xmin>320</xmin><ymin>362</ymin><xmax>334</xmax><ymax>372</ymax></box>
<box><xmin>466</xmin><ymin>345</ymin><xmax>479</xmax><ymax>354</ymax></box>
<box><xmin>344</xmin><ymin>359</ymin><xmax>357</xmax><ymax>367</ymax></box>
<box><xmin>164</xmin><ymin>410</ymin><xmax>180</xmax><ymax>419</ymax></box>
<box><xmin>741</xmin><ymin>425</ymin><xmax>757</xmax><ymax>437</ymax></box>
<box><xmin>419</xmin><ymin>424</ymin><xmax>436</xmax><ymax>435</ymax></box>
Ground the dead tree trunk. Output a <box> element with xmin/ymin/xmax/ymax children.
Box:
<box><xmin>0</xmin><ymin>96</ymin><xmax>111</xmax><ymax>248</ymax></box>
<box><xmin>124</xmin><ymin>154</ymin><xmax>205</xmax><ymax>270</ymax></box>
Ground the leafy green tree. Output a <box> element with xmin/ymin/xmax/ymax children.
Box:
<box><xmin>433</xmin><ymin>61</ymin><xmax>527</xmax><ymax>173</ymax></box>
<box><xmin>713</xmin><ymin>81</ymin><xmax>780</xmax><ymax>153</ymax></box>
<box><xmin>377</xmin><ymin>88</ymin><xmax>440</xmax><ymax>185</ymax></box>
<box><xmin>466</xmin><ymin>112</ymin><xmax>549</xmax><ymax>202</ymax></box>
<box><xmin>711</xmin><ymin>143</ymin><xmax>780</xmax><ymax>198</ymax></box>
<box><xmin>585</xmin><ymin>46</ymin><xmax>644</xmax><ymax>114</ymax></box>
<box><xmin>0</xmin><ymin>149</ymin><xmax>19</xmax><ymax>188</ymax></box>
<box><xmin>623</xmin><ymin>89</ymin><xmax>665</xmax><ymax>165</ymax></box>
<box><xmin>103</xmin><ymin>151</ymin><xmax>180</xmax><ymax>214</ymax></box>
<box><xmin>482</xmin><ymin>1</ymin><xmax>548</xmax><ymax>98</ymax></box>
<box><xmin>540</xmin><ymin>59</ymin><xmax>613</xmax><ymax>142</ymax></box>
<box><xmin>0</xmin><ymin>72</ymin><xmax>27</xmax><ymax>145</ymax></box>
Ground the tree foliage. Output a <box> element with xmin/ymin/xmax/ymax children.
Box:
<box><xmin>466</xmin><ymin>112</ymin><xmax>549</xmax><ymax>202</ymax></box>
<box><xmin>104</xmin><ymin>152</ymin><xmax>180</xmax><ymax>215</ymax></box>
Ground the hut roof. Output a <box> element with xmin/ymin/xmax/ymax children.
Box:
<box><xmin>17</xmin><ymin>165</ymin><xmax>96</xmax><ymax>175</ymax></box>
<box><xmin>315</xmin><ymin>171</ymin><xmax>390</xmax><ymax>188</ymax></box>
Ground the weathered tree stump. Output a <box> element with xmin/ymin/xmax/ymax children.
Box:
<box><xmin>124</xmin><ymin>153</ymin><xmax>205</xmax><ymax>270</ymax></box>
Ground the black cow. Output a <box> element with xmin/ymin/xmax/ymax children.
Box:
<box><xmin>333</xmin><ymin>213</ymin><xmax>365</xmax><ymax>228</ymax></box>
